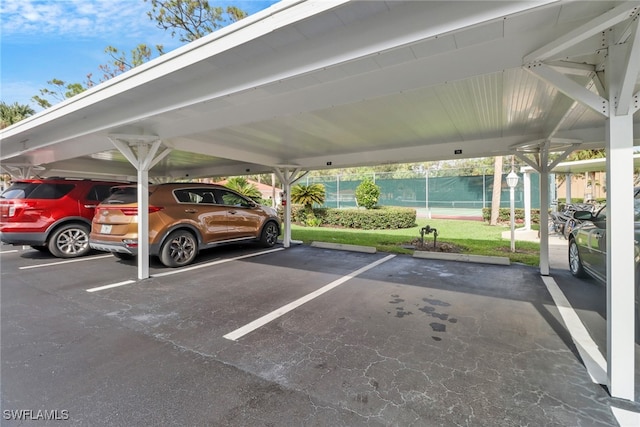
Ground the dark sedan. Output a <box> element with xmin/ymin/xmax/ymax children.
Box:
<box><xmin>567</xmin><ymin>190</ymin><xmax>640</xmax><ymax>305</ymax></box>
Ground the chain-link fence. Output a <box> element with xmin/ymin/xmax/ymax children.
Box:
<box><xmin>304</xmin><ymin>171</ymin><xmax>540</xmax><ymax>212</ymax></box>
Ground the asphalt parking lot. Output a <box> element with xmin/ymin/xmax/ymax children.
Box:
<box><xmin>1</xmin><ymin>242</ymin><xmax>639</xmax><ymax>426</ymax></box>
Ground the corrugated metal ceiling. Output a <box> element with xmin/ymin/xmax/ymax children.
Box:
<box><xmin>1</xmin><ymin>0</ymin><xmax>638</xmax><ymax>180</ymax></box>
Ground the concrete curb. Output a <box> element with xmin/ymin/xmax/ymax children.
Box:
<box><xmin>310</xmin><ymin>241</ymin><xmax>377</xmax><ymax>254</ymax></box>
<box><xmin>412</xmin><ymin>250</ymin><xmax>510</xmax><ymax>266</ymax></box>
<box><xmin>277</xmin><ymin>239</ymin><xmax>303</xmax><ymax>245</ymax></box>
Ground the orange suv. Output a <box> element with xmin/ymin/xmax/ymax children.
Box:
<box><xmin>89</xmin><ymin>183</ymin><xmax>281</xmax><ymax>267</ymax></box>
<box><xmin>0</xmin><ymin>178</ymin><xmax>126</xmax><ymax>257</ymax></box>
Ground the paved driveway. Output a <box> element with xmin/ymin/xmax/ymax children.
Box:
<box><xmin>1</xmin><ymin>243</ymin><xmax>638</xmax><ymax>426</ymax></box>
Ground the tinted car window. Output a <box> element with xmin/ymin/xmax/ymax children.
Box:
<box><xmin>86</xmin><ymin>185</ymin><xmax>116</xmax><ymax>201</ymax></box>
<box><xmin>28</xmin><ymin>183</ymin><xmax>75</xmax><ymax>199</ymax></box>
<box><xmin>217</xmin><ymin>189</ymin><xmax>249</xmax><ymax>207</ymax></box>
<box><xmin>102</xmin><ymin>187</ymin><xmax>138</xmax><ymax>204</ymax></box>
<box><xmin>1</xmin><ymin>182</ymin><xmax>39</xmax><ymax>199</ymax></box>
<box><xmin>173</xmin><ymin>189</ymin><xmax>211</xmax><ymax>204</ymax></box>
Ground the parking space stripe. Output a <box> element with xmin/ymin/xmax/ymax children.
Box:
<box><xmin>1</xmin><ymin>250</ymin><xmax>19</xmax><ymax>254</ymax></box>
<box><xmin>86</xmin><ymin>280</ymin><xmax>136</xmax><ymax>293</ymax></box>
<box><xmin>541</xmin><ymin>276</ymin><xmax>608</xmax><ymax>385</ymax></box>
<box><xmin>224</xmin><ymin>254</ymin><xmax>396</xmax><ymax>341</ymax></box>
<box><xmin>19</xmin><ymin>254</ymin><xmax>114</xmax><ymax>270</ymax></box>
<box><xmin>612</xmin><ymin>406</ymin><xmax>640</xmax><ymax>426</ymax></box>
<box><xmin>150</xmin><ymin>247</ymin><xmax>285</xmax><ymax>278</ymax></box>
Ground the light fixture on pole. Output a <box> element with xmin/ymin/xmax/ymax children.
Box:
<box><xmin>506</xmin><ymin>169</ymin><xmax>519</xmax><ymax>252</ymax></box>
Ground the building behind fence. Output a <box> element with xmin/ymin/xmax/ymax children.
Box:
<box><xmin>304</xmin><ymin>171</ymin><xmax>541</xmax><ymax>210</ymax></box>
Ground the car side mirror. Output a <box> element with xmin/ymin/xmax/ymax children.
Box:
<box><xmin>572</xmin><ymin>210</ymin><xmax>594</xmax><ymax>221</ymax></box>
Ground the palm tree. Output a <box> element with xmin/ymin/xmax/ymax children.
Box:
<box><xmin>225</xmin><ymin>177</ymin><xmax>261</xmax><ymax>201</ymax></box>
<box><xmin>291</xmin><ymin>183</ymin><xmax>326</xmax><ymax>213</ymax></box>
<box><xmin>0</xmin><ymin>102</ymin><xmax>36</xmax><ymax>129</ymax></box>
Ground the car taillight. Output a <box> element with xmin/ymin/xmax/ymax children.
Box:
<box><xmin>123</xmin><ymin>239</ymin><xmax>138</xmax><ymax>248</ymax></box>
<box><xmin>120</xmin><ymin>206</ymin><xmax>163</xmax><ymax>216</ymax></box>
<box><xmin>1</xmin><ymin>202</ymin><xmax>19</xmax><ymax>218</ymax></box>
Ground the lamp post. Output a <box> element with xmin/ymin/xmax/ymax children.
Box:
<box><xmin>506</xmin><ymin>170</ymin><xmax>519</xmax><ymax>252</ymax></box>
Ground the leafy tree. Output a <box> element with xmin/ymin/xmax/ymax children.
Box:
<box><xmin>32</xmin><ymin>79</ymin><xmax>86</xmax><ymax>109</ymax></box>
<box><xmin>145</xmin><ymin>0</ymin><xmax>247</xmax><ymax>42</ymax></box>
<box><xmin>0</xmin><ymin>102</ymin><xmax>36</xmax><ymax>128</ymax></box>
<box><xmin>88</xmin><ymin>44</ymin><xmax>165</xmax><ymax>86</ymax></box>
<box><xmin>355</xmin><ymin>178</ymin><xmax>381</xmax><ymax>209</ymax></box>
<box><xmin>291</xmin><ymin>183</ymin><xmax>325</xmax><ymax>227</ymax></box>
<box><xmin>34</xmin><ymin>0</ymin><xmax>247</xmax><ymax>107</ymax></box>
<box><xmin>225</xmin><ymin>177</ymin><xmax>261</xmax><ymax>201</ymax></box>
<box><xmin>291</xmin><ymin>183</ymin><xmax>325</xmax><ymax>212</ymax></box>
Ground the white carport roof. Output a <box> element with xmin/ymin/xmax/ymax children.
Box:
<box><xmin>2</xmin><ymin>0</ymin><xmax>639</xmax><ymax>180</ymax></box>
<box><xmin>2</xmin><ymin>0</ymin><xmax>640</xmax><ymax>403</ymax></box>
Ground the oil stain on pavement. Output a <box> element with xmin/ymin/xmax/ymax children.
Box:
<box><xmin>388</xmin><ymin>294</ymin><xmax>458</xmax><ymax>341</ymax></box>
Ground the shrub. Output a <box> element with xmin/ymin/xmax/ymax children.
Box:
<box><xmin>279</xmin><ymin>205</ymin><xmax>415</xmax><ymax>229</ymax></box>
<box><xmin>291</xmin><ymin>183</ymin><xmax>326</xmax><ymax>213</ymax></box>
<box><xmin>355</xmin><ymin>178</ymin><xmax>381</xmax><ymax>209</ymax></box>
<box><xmin>481</xmin><ymin>208</ymin><xmax>540</xmax><ymax>224</ymax></box>
<box><xmin>322</xmin><ymin>206</ymin><xmax>415</xmax><ymax>229</ymax></box>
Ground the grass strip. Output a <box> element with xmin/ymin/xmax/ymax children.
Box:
<box><xmin>289</xmin><ymin>218</ymin><xmax>541</xmax><ymax>266</ymax></box>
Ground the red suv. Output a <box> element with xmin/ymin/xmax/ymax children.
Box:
<box><xmin>0</xmin><ymin>178</ymin><xmax>127</xmax><ymax>258</ymax></box>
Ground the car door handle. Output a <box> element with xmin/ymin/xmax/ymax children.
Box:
<box><xmin>229</xmin><ymin>210</ymin><xmax>237</xmax><ymax>215</ymax></box>
<box><xmin>84</xmin><ymin>204</ymin><xmax>98</xmax><ymax>208</ymax></box>
<box><xmin>184</xmin><ymin>209</ymin><xmax>198</xmax><ymax>213</ymax></box>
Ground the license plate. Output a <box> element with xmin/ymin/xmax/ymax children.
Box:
<box><xmin>100</xmin><ymin>224</ymin><xmax>112</xmax><ymax>234</ymax></box>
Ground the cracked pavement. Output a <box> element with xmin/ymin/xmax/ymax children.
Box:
<box><xmin>2</xmin><ymin>244</ymin><xmax>637</xmax><ymax>426</ymax></box>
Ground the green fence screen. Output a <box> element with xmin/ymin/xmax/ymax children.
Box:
<box><xmin>305</xmin><ymin>172</ymin><xmax>540</xmax><ymax>210</ymax></box>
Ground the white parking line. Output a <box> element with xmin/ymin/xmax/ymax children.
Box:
<box><xmin>86</xmin><ymin>280</ymin><xmax>136</xmax><ymax>293</ymax></box>
<box><xmin>19</xmin><ymin>254</ymin><xmax>114</xmax><ymax>270</ymax></box>
<box><xmin>151</xmin><ymin>247</ymin><xmax>285</xmax><ymax>278</ymax></box>
<box><xmin>86</xmin><ymin>248</ymin><xmax>285</xmax><ymax>292</ymax></box>
<box><xmin>224</xmin><ymin>254</ymin><xmax>396</xmax><ymax>341</ymax></box>
<box><xmin>0</xmin><ymin>250</ymin><xmax>19</xmax><ymax>254</ymax></box>
<box><xmin>541</xmin><ymin>276</ymin><xmax>608</xmax><ymax>385</ymax></box>
<box><xmin>612</xmin><ymin>406</ymin><xmax>640</xmax><ymax>427</ymax></box>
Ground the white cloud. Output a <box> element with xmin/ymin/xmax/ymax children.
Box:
<box><xmin>0</xmin><ymin>0</ymin><xmax>157</xmax><ymax>40</ymax></box>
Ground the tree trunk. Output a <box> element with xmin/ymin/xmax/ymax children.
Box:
<box><xmin>490</xmin><ymin>156</ymin><xmax>503</xmax><ymax>225</ymax></box>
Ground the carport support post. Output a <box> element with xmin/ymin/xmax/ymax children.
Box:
<box><xmin>539</xmin><ymin>153</ymin><xmax>550</xmax><ymax>276</ymax></box>
<box><xmin>110</xmin><ymin>136</ymin><xmax>171</xmax><ymax>280</ymax></box>
<box><xmin>605</xmin><ymin>114</ymin><xmax>636</xmax><ymax>401</ymax></box>
<box><xmin>273</xmin><ymin>167</ymin><xmax>308</xmax><ymax>248</ymax></box>
<box><xmin>604</xmin><ymin>38</ymin><xmax>637</xmax><ymax>401</ymax></box>
<box><xmin>522</xmin><ymin>170</ymin><xmax>532</xmax><ymax>230</ymax></box>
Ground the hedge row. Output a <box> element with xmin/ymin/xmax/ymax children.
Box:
<box><xmin>280</xmin><ymin>205</ymin><xmax>416</xmax><ymax>229</ymax></box>
<box><xmin>481</xmin><ymin>208</ymin><xmax>540</xmax><ymax>224</ymax></box>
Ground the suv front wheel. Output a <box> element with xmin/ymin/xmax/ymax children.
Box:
<box><xmin>48</xmin><ymin>223</ymin><xmax>91</xmax><ymax>258</ymax></box>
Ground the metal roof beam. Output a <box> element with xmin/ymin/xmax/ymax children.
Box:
<box><xmin>524</xmin><ymin>1</ymin><xmax>640</xmax><ymax>63</ymax></box>
<box><xmin>525</xmin><ymin>63</ymin><xmax>609</xmax><ymax>116</ymax></box>
<box><xmin>615</xmin><ymin>18</ymin><xmax>640</xmax><ymax>115</ymax></box>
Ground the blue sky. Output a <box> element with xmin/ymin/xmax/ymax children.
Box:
<box><xmin>0</xmin><ymin>0</ymin><xmax>279</xmax><ymax>110</ymax></box>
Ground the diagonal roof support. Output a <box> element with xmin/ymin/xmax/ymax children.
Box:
<box><xmin>523</xmin><ymin>1</ymin><xmax>640</xmax><ymax>63</ymax></box>
<box><xmin>525</xmin><ymin>64</ymin><xmax>609</xmax><ymax>116</ymax></box>
<box><xmin>615</xmin><ymin>17</ymin><xmax>640</xmax><ymax>115</ymax></box>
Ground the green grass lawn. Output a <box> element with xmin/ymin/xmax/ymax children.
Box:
<box><xmin>289</xmin><ymin>218</ymin><xmax>541</xmax><ymax>266</ymax></box>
